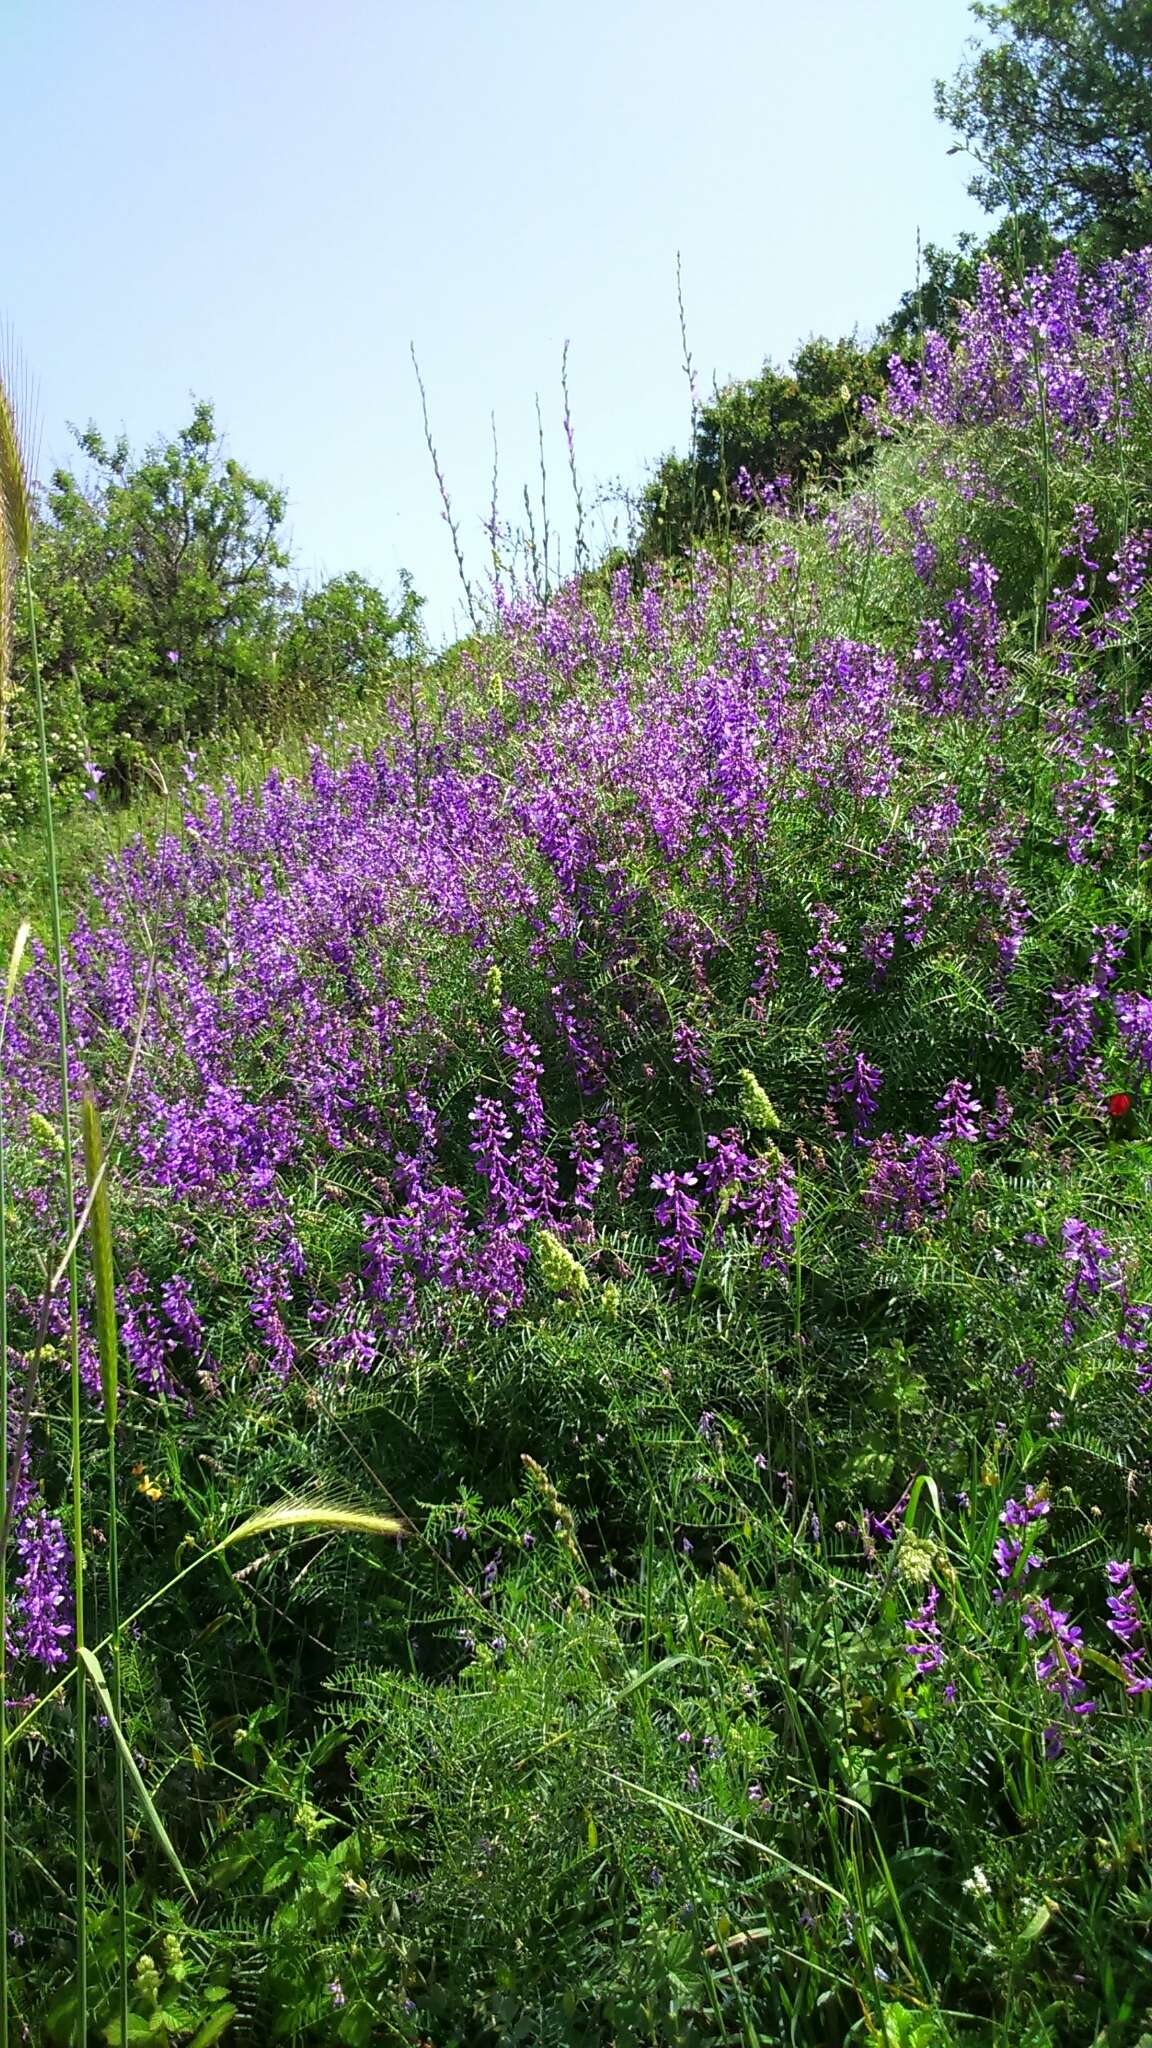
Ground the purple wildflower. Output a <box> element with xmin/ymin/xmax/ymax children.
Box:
<box><xmin>1114</xmin><ymin>991</ymin><xmax>1152</xmax><ymax>1078</ymax></box>
<box><xmin>11</xmin><ymin>1507</ymin><xmax>73</xmax><ymax>1668</ymax></box>
<box><xmin>862</xmin><ymin>1132</ymin><xmax>958</xmax><ymax>1235</ymax></box>
<box><xmin>826</xmin><ymin>1034</ymin><xmax>883</xmax><ymax>1138</ymax></box>
<box><xmin>809</xmin><ymin>905</ymin><xmax>847</xmax><ymax>993</ymax></box>
<box><xmin>1089</xmin><ymin>925</ymin><xmax>1127</xmax><ymax>991</ymax></box>
<box><xmin>672</xmin><ymin>1017</ymin><xmax>713</xmax><ymax>1096</ymax></box>
<box><xmin>860</xmin><ymin>925</ymin><xmax>895</xmax><ymax>987</ymax></box>
<box><xmin>1060</xmin><ymin>1218</ymin><xmax>1123</xmax><ymax>1341</ymax></box>
<box><xmin>935</xmin><ymin>1077</ymin><xmax>981</xmax><ymax>1143</ymax></box>
<box><xmin>982</xmin><ymin>1087</ymin><xmax>1014</xmax><ymax>1143</ymax></box>
<box><xmin>901</xmin><ymin>869</ymin><xmax>939</xmax><ymax>948</ymax></box>
<box><xmin>1022</xmin><ymin>1595</ymin><xmax>1095</xmax><ymax>1720</ymax></box>
<box><xmin>651</xmin><ymin>1170</ymin><xmax>703</xmax><ymax>1286</ymax></box>
<box><xmin>905</xmin><ymin>1583</ymin><xmax>945</xmax><ymax>1677</ymax></box>
<box><xmin>993</xmin><ymin>1489</ymin><xmax>1048</xmax><ymax>1598</ymax></box>
<box><xmin>1104</xmin><ymin>1561</ymin><xmax>1152</xmax><ymax>1693</ymax></box>
<box><xmin>1046</xmin><ymin>983</ymin><xmax>1099</xmax><ymax>1079</ymax></box>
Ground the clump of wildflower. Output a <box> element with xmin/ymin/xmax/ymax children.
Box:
<box><xmin>752</xmin><ymin>930</ymin><xmax>780</xmax><ymax>997</ymax></box>
<box><xmin>11</xmin><ymin>1505</ymin><xmax>73</xmax><ymax>1668</ymax></box>
<box><xmin>860</xmin><ymin>925</ymin><xmax>895</xmax><ymax>987</ymax></box>
<box><xmin>1118</xmin><ymin>1299</ymin><xmax>1152</xmax><ymax>1392</ymax></box>
<box><xmin>1060</xmin><ymin>1218</ymin><xmax>1124</xmax><ymax>1340</ymax></box>
<box><xmin>567</xmin><ymin>1121</ymin><xmax>603</xmax><ymax>1219</ymax></box>
<box><xmin>983</xmin><ymin>1087</ymin><xmax>1014</xmax><ymax>1142</ymax></box>
<box><xmin>1046</xmin><ymin>983</ymin><xmax>1099</xmax><ymax>1080</ymax></box>
<box><xmin>650</xmin><ymin>1170</ymin><xmax>703</xmax><ymax>1287</ymax></box>
<box><xmin>1022</xmin><ymin>1595</ymin><xmax>1095</xmax><ymax>1722</ymax></box>
<box><xmin>672</xmin><ymin>1017</ymin><xmax>713</xmax><ymax>1095</ymax></box>
<box><xmin>1096</xmin><ymin>527</ymin><xmax>1152</xmax><ymax>644</ymax></box>
<box><xmin>120</xmin><ymin>1275</ymin><xmax>180</xmax><ymax>1397</ymax></box>
<box><xmin>826</xmin><ymin>1034</ymin><xmax>883</xmax><ymax>1138</ymax></box>
<box><xmin>901</xmin><ymin>868</ymin><xmax>939</xmax><ymax>948</ymax></box>
<box><xmin>1089</xmin><ymin>924</ymin><xmax>1127</xmax><ymax>991</ymax></box>
<box><xmin>993</xmin><ymin>1489</ymin><xmax>1049</xmax><ymax>1599</ymax></box>
<box><xmin>904</xmin><ymin>497</ymin><xmax>938</xmax><ymax>582</ymax></box>
<box><xmin>935</xmin><ymin>1077</ymin><xmax>981</xmax><ymax>1144</ymax></box>
<box><xmin>809</xmin><ymin>904</ymin><xmax>847</xmax><ymax>993</ymax></box>
<box><xmin>1104</xmin><ymin>1560</ymin><xmax>1152</xmax><ymax>1693</ymax></box>
<box><xmin>160</xmin><ymin>1274</ymin><xmax>204</xmax><ymax>1356</ymax></box>
<box><xmin>1114</xmin><ymin>990</ymin><xmax>1152</xmax><ymax>1077</ymax></box>
<box><xmin>862</xmin><ymin>1132</ymin><xmax>958</xmax><ymax>1235</ymax></box>
<box><xmin>904</xmin><ymin>1582</ymin><xmax>945</xmax><ymax>1679</ymax></box>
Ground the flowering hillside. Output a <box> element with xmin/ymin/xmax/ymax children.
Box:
<box><xmin>5</xmin><ymin>248</ymin><xmax>1152</xmax><ymax>2044</ymax></box>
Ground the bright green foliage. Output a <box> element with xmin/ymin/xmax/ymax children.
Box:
<box><xmin>636</xmin><ymin>334</ymin><xmax>889</xmax><ymax>562</ymax></box>
<box><xmin>937</xmin><ymin>0</ymin><xmax>1152</xmax><ymax>256</ymax></box>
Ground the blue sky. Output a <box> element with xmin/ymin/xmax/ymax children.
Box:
<box><xmin>5</xmin><ymin>0</ymin><xmax>984</xmax><ymax>643</ymax></box>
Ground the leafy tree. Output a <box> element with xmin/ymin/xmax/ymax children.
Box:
<box><xmin>937</xmin><ymin>0</ymin><xmax>1152</xmax><ymax>257</ymax></box>
<box><xmin>279</xmin><ymin>568</ymin><xmax>425</xmax><ymax>716</ymax></box>
<box><xmin>636</xmin><ymin>335</ymin><xmax>888</xmax><ymax>563</ymax></box>
<box><xmin>19</xmin><ymin>400</ymin><xmax>292</xmax><ymax>796</ymax></box>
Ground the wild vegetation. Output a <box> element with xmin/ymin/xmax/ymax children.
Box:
<box><xmin>2</xmin><ymin>4</ymin><xmax>1152</xmax><ymax>2044</ymax></box>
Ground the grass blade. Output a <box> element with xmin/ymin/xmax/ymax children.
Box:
<box><xmin>76</xmin><ymin>1649</ymin><xmax>195</xmax><ymax>1898</ymax></box>
<box><xmin>2</xmin><ymin>920</ymin><xmax>29</xmax><ymax>1015</ymax></box>
<box><xmin>80</xmin><ymin>1099</ymin><xmax>118</xmax><ymax>1431</ymax></box>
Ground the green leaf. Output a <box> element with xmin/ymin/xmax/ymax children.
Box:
<box><xmin>77</xmin><ymin>1649</ymin><xmax>195</xmax><ymax>1896</ymax></box>
<box><xmin>102</xmin><ymin>2018</ymin><xmax>157</xmax><ymax>2046</ymax></box>
<box><xmin>186</xmin><ymin>2008</ymin><xmax>238</xmax><ymax>2048</ymax></box>
<box><xmin>260</xmin><ymin>1855</ymin><xmax>300</xmax><ymax>1894</ymax></box>
<box><xmin>1020</xmin><ymin>1897</ymin><xmax>1058</xmax><ymax>1945</ymax></box>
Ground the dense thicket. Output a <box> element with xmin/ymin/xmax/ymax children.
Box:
<box><xmin>5</xmin><ymin>5</ymin><xmax>1152</xmax><ymax>2042</ymax></box>
<box><xmin>937</xmin><ymin>0</ymin><xmax>1152</xmax><ymax>257</ymax></box>
<box><xmin>4</xmin><ymin>241</ymin><xmax>1152</xmax><ymax>2046</ymax></box>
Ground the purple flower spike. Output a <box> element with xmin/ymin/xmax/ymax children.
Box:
<box><xmin>935</xmin><ymin>1077</ymin><xmax>981</xmax><ymax>1144</ymax></box>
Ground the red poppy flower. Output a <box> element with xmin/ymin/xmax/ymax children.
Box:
<box><xmin>1109</xmin><ymin>1092</ymin><xmax>1132</xmax><ymax>1118</ymax></box>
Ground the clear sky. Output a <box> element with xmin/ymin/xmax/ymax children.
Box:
<box><xmin>4</xmin><ymin>0</ymin><xmax>985</xmax><ymax>644</ymax></box>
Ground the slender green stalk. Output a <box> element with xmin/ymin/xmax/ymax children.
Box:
<box><xmin>0</xmin><ymin>932</ymin><xmax>26</xmax><ymax>2048</ymax></box>
<box><xmin>0</xmin><ymin>407</ymin><xmax>26</xmax><ymax>2048</ymax></box>
<box><xmin>0</xmin><ymin>1012</ymin><xmax>10</xmax><ymax>2048</ymax></box>
<box><xmin>23</xmin><ymin>558</ymin><xmax>87</xmax><ymax>2042</ymax></box>
<box><xmin>82</xmin><ymin>1097</ymin><xmax>127</xmax><ymax>2044</ymax></box>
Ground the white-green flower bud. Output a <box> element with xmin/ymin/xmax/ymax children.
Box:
<box><xmin>736</xmin><ymin>1069</ymin><xmax>780</xmax><ymax>1132</ymax></box>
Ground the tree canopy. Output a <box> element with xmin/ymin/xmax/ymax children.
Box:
<box><xmin>937</xmin><ymin>0</ymin><xmax>1152</xmax><ymax>257</ymax></box>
